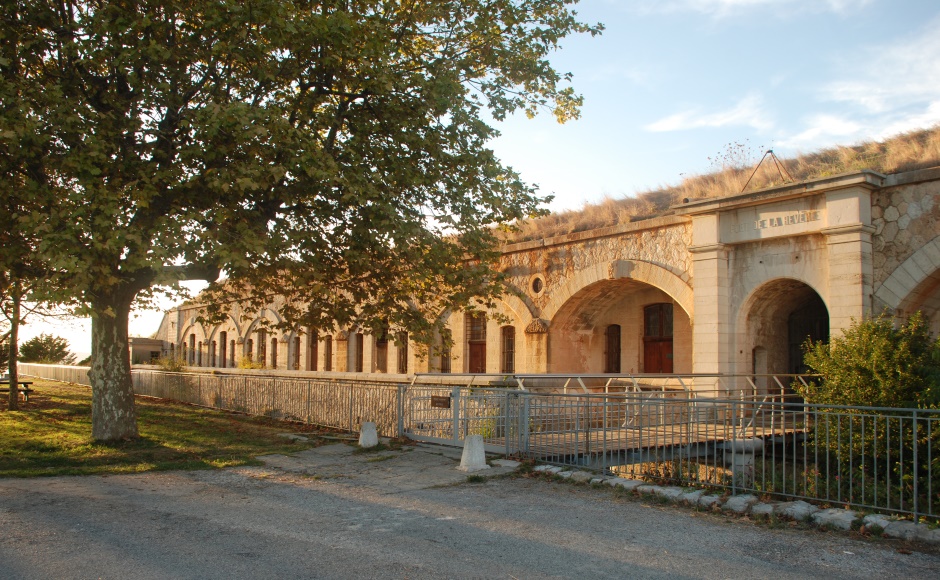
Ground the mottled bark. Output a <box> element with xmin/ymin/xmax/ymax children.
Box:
<box><xmin>89</xmin><ymin>294</ymin><xmax>138</xmax><ymax>440</ymax></box>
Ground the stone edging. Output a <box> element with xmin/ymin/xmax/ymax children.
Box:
<box><xmin>529</xmin><ymin>465</ymin><xmax>940</xmax><ymax>545</ymax></box>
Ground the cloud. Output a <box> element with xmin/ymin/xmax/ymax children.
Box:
<box><xmin>776</xmin><ymin>114</ymin><xmax>862</xmax><ymax>148</ymax></box>
<box><xmin>628</xmin><ymin>0</ymin><xmax>874</xmax><ymax>18</ymax></box>
<box><xmin>645</xmin><ymin>94</ymin><xmax>774</xmax><ymax>133</ymax></box>
<box><xmin>822</xmin><ymin>16</ymin><xmax>940</xmax><ymax>114</ymax></box>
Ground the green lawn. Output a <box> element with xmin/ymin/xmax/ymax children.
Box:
<box><xmin>0</xmin><ymin>379</ymin><xmax>323</xmax><ymax>477</ymax></box>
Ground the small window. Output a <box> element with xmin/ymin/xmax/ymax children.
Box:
<box><xmin>324</xmin><ymin>335</ymin><xmax>333</xmax><ymax>372</ymax></box>
<box><xmin>466</xmin><ymin>313</ymin><xmax>486</xmax><ymax>342</ymax></box>
<box><xmin>605</xmin><ymin>324</ymin><xmax>621</xmax><ymax>373</ymax></box>
<box><xmin>355</xmin><ymin>333</ymin><xmax>364</xmax><ymax>373</ymax></box>
<box><xmin>270</xmin><ymin>337</ymin><xmax>278</xmax><ymax>368</ymax></box>
<box><xmin>307</xmin><ymin>330</ymin><xmax>318</xmax><ymax>371</ymax></box>
<box><xmin>501</xmin><ymin>326</ymin><xmax>515</xmax><ymax>374</ymax></box>
<box><xmin>219</xmin><ymin>332</ymin><xmax>228</xmax><ymax>367</ymax></box>
<box><xmin>397</xmin><ymin>332</ymin><xmax>408</xmax><ymax>374</ymax></box>
<box><xmin>293</xmin><ymin>336</ymin><xmax>301</xmax><ymax>370</ymax></box>
<box><xmin>440</xmin><ymin>330</ymin><xmax>452</xmax><ymax>373</ymax></box>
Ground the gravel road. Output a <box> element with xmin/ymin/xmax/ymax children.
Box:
<box><xmin>1</xmin><ymin>442</ymin><xmax>938</xmax><ymax>579</ymax></box>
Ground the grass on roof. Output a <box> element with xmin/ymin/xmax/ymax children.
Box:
<box><xmin>0</xmin><ymin>380</ymin><xmax>325</xmax><ymax>477</ymax></box>
<box><xmin>505</xmin><ymin>125</ymin><xmax>940</xmax><ymax>243</ymax></box>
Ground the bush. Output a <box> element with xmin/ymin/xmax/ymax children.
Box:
<box><xmin>798</xmin><ymin>312</ymin><xmax>940</xmax><ymax>408</ymax></box>
<box><xmin>797</xmin><ymin>313</ymin><xmax>940</xmax><ymax>514</ymax></box>
<box><xmin>155</xmin><ymin>356</ymin><xmax>187</xmax><ymax>372</ymax></box>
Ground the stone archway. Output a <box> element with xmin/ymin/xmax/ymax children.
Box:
<box><xmin>874</xmin><ymin>236</ymin><xmax>940</xmax><ymax>336</ymax></box>
<box><xmin>547</xmin><ymin>276</ymin><xmax>692</xmax><ymax>374</ymax></box>
<box><xmin>737</xmin><ymin>278</ymin><xmax>829</xmax><ymax>385</ymax></box>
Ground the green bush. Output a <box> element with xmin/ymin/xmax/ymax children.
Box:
<box><xmin>799</xmin><ymin>312</ymin><xmax>940</xmax><ymax>408</ymax></box>
<box><xmin>797</xmin><ymin>313</ymin><xmax>940</xmax><ymax>514</ymax></box>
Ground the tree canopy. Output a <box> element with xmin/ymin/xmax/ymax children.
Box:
<box><xmin>0</xmin><ymin>1</ymin><xmax>599</xmax><ymax>439</ymax></box>
<box><xmin>18</xmin><ymin>333</ymin><xmax>77</xmax><ymax>365</ymax></box>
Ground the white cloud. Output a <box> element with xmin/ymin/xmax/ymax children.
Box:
<box><xmin>776</xmin><ymin>114</ymin><xmax>862</xmax><ymax>148</ymax></box>
<box><xmin>628</xmin><ymin>0</ymin><xmax>873</xmax><ymax>18</ymax></box>
<box><xmin>645</xmin><ymin>94</ymin><xmax>774</xmax><ymax>132</ymax></box>
<box><xmin>822</xmin><ymin>16</ymin><xmax>940</xmax><ymax>114</ymax></box>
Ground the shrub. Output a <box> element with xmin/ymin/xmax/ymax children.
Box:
<box><xmin>797</xmin><ymin>313</ymin><xmax>940</xmax><ymax>513</ymax></box>
<box><xmin>155</xmin><ymin>356</ymin><xmax>187</xmax><ymax>373</ymax></box>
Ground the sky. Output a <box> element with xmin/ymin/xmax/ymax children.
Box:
<box><xmin>18</xmin><ymin>0</ymin><xmax>940</xmax><ymax>358</ymax></box>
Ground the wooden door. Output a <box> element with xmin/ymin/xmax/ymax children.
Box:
<box><xmin>468</xmin><ymin>342</ymin><xmax>486</xmax><ymax>373</ymax></box>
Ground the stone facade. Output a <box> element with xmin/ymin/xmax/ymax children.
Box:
<box><xmin>155</xmin><ymin>167</ymin><xmax>940</xmax><ymax>386</ymax></box>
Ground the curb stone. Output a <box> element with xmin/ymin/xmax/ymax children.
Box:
<box><xmin>528</xmin><ymin>466</ymin><xmax>940</xmax><ymax>546</ymax></box>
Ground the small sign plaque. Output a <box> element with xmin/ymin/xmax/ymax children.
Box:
<box><xmin>430</xmin><ymin>395</ymin><xmax>451</xmax><ymax>409</ymax></box>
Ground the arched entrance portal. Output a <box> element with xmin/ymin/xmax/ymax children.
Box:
<box><xmin>742</xmin><ymin>279</ymin><xmax>829</xmax><ymax>381</ymax></box>
<box><xmin>549</xmin><ymin>278</ymin><xmax>691</xmax><ymax>374</ymax></box>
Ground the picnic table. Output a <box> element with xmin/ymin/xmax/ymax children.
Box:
<box><xmin>1</xmin><ymin>379</ymin><xmax>34</xmax><ymax>401</ymax></box>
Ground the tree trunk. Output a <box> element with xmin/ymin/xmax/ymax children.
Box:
<box><xmin>89</xmin><ymin>293</ymin><xmax>138</xmax><ymax>441</ymax></box>
<box><xmin>7</xmin><ymin>281</ymin><xmax>20</xmax><ymax>411</ymax></box>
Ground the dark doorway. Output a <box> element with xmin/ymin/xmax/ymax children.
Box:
<box><xmin>787</xmin><ymin>294</ymin><xmax>829</xmax><ymax>374</ymax></box>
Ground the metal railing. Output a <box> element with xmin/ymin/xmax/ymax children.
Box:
<box><xmin>19</xmin><ymin>364</ymin><xmax>937</xmax><ymax>520</ymax></box>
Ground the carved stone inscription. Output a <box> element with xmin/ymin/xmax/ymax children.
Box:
<box><xmin>722</xmin><ymin>200</ymin><xmax>825</xmax><ymax>243</ymax></box>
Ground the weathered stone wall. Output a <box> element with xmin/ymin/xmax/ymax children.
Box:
<box><xmin>871</xmin><ymin>171</ymin><xmax>940</xmax><ymax>288</ymax></box>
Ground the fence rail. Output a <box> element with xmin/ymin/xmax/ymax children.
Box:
<box><xmin>19</xmin><ymin>364</ymin><xmax>938</xmax><ymax>520</ymax></box>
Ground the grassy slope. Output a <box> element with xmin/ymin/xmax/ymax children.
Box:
<box><xmin>507</xmin><ymin>125</ymin><xmax>940</xmax><ymax>242</ymax></box>
<box><xmin>0</xmin><ymin>380</ymin><xmax>322</xmax><ymax>477</ymax></box>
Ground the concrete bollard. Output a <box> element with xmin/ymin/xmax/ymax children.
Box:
<box><xmin>457</xmin><ymin>435</ymin><xmax>491</xmax><ymax>472</ymax></box>
<box><xmin>358</xmin><ymin>421</ymin><xmax>378</xmax><ymax>448</ymax></box>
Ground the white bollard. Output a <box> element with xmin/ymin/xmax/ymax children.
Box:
<box><xmin>358</xmin><ymin>421</ymin><xmax>378</xmax><ymax>448</ymax></box>
<box><xmin>457</xmin><ymin>434</ymin><xmax>491</xmax><ymax>472</ymax></box>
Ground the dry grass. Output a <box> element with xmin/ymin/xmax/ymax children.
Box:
<box><xmin>505</xmin><ymin>125</ymin><xmax>940</xmax><ymax>243</ymax></box>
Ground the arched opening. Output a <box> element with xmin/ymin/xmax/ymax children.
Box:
<box><xmin>219</xmin><ymin>332</ymin><xmax>227</xmax><ymax>368</ymax></box>
<box><xmin>397</xmin><ymin>331</ymin><xmax>409</xmax><ymax>374</ymax></box>
<box><xmin>307</xmin><ymin>330</ymin><xmax>318</xmax><ymax>371</ymax></box>
<box><xmin>742</xmin><ymin>279</ymin><xmax>829</xmax><ymax>379</ymax></box>
<box><xmin>896</xmin><ymin>268</ymin><xmax>940</xmax><ymax>338</ymax></box>
<box><xmin>466</xmin><ymin>313</ymin><xmax>487</xmax><ymax>373</ymax></box>
<box><xmin>374</xmin><ymin>324</ymin><xmax>389</xmax><ymax>373</ymax></box>
<box><xmin>323</xmin><ymin>335</ymin><xmax>333</xmax><ymax>371</ymax></box>
<box><xmin>501</xmin><ymin>326</ymin><xmax>515</xmax><ymax>373</ymax></box>
<box><xmin>549</xmin><ymin>278</ymin><xmax>692</xmax><ymax>374</ymax></box>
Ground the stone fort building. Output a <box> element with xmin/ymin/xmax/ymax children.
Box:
<box><xmin>153</xmin><ymin>166</ymin><xmax>940</xmax><ymax>382</ymax></box>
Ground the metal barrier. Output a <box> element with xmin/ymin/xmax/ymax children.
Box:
<box><xmin>19</xmin><ymin>364</ymin><xmax>937</xmax><ymax>520</ymax></box>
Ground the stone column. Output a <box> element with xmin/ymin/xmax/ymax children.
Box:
<box><xmin>690</xmin><ymin>243</ymin><xmax>732</xmax><ymax>375</ymax></box>
<box><xmin>824</xmin><ymin>187</ymin><xmax>875</xmax><ymax>337</ymax></box>
<box><xmin>689</xmin><ymin>213</ymin><xmax>732</xmax><ymax>375</ymax></box>
<box><xmin>524</xmin><ymin>319</ymin><xmax>549</xmax><ymax>373</ymax></box>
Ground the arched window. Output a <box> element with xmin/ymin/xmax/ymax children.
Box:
<box><xmin>374</xmin><ymin>324</ymin><xmax>389</xmax><ymax>373</ymax></box>
<box><xmin>189</xmin><ymin>334</ymin><xmax>196</xmax><ymax>364</ymax></box>
<box><xmin>292</xmin><ymin>336</ymin><xmax>301</xmax><ymax>370</ymax></box>
<box><xmin>257</xmin><ymin>330</ymin><xmax>267</xmax><ymax>366</ymax></box>
<box><xmin>605</xmin><ymin>325</ymin><xmax>621</xmax><ymax>373</ymax></box>
<box><xmin>270</xmin><ymin>337</ymin><xmax>278</xmax><ymax>369</ymax></box>
<box><xmin>229</xmin><ymin>340</ymin><xmax>235</xmax><ymax>368</ymax></box>
<box><xmin>219</xmin><ymin>332</ymin><xmax>227</xmax><ymax>367</ymax></box>
<box><xmin>197</xmin><ymin>341</ymin><xmax>203</xmax><ymax>366</ymax></box>
<box><xmin>324</xmin><ymin>335</ymin><xmax>333</xmax><ymax>372</ymax></box>
<box><xmin>246</xmin><ymin>338</ymin><xmax>254</xmax><ymax>363</ymax></box>
<box><xmin>440</xmin><ymin>329</ymin><xmax>452</xmax><ymax>374</ymax></box>
<box><xmin>397</xmin><ymin>332</ymin><xmax>408</xmax><ymax>374</ymax></box>
<box><xmin>210</xmin><ymin>341</ymin><xmax>217</xmax><ymax>367</ymax></box>
<box><xmin>501</xmin><ymin>326</ymin><xmax>515</xmax><ymax>373</ymax></box>
<box><xmin>307</xmin><ymin>330</ymin><xmax>318</xmax><ymax>371</ymax></box>
<box><xmin>466</xmin><ymin>313</ymin><xmax>487</xmax><ymax>373</ymax></box>
<box><xmin>354</xmin><ymin>333</ymin><xmax>364</xmax><ymax>373</ymax></box>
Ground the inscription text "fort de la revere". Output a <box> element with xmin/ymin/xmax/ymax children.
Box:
<box><xmin>732</xmin><ymin>209</ymin><xmax>822</xmax><ymax>233</ymax></box>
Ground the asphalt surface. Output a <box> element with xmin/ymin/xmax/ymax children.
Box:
<box><xmin>1</xmin><ymin>441</ymin><xmax>938</xmax><ymax>579</ymax></box>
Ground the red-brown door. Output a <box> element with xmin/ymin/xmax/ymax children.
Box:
<box><xmin>643</xmin><ymin>339</ymin><xmax>673</xmax><ymax>373</ymax></box>
<box><xmin>468</xmin><ymin>342</ymin><xmax>486</xmax><ymax>373</ymax></box>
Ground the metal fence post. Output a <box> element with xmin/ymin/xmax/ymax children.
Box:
<box><xmin>397</xmin><ymin>384</ymin><xmax>405</xmax><ymax>437</ymax></box>
<box><xmin>452</xmin><ymin>385</ymin><xmax>460</xmax><ymax>445</ymax></box>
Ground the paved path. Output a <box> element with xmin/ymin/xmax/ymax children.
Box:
<box><xmin>1</xmin><ymin>442</ymin><xmax>938</xmax><ymax>579</ymax></box>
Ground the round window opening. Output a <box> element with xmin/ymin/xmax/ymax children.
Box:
<box><xmin>531</xmin><ymin>277</ymin><xmax>544</xmax><ymax>294</ymax></box>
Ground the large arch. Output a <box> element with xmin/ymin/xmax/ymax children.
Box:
<box><xmin>734</xmin><ymin>277</ymin><xmax>829</xmax><ymax>389</ymax></box>
<box><xmin>547</xmin><ymin>274</ymin><xmax>693</xmax><ymax>374</ymax></box>
<box><xmin>874</xmin><ymin>236</ymin><xmax>940</xmax><ymax>336</ymax></box>
<box><xmin>542</xmin><ymin>260</ymin><xmax>694</xmax><ymax>324</ymax></box>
